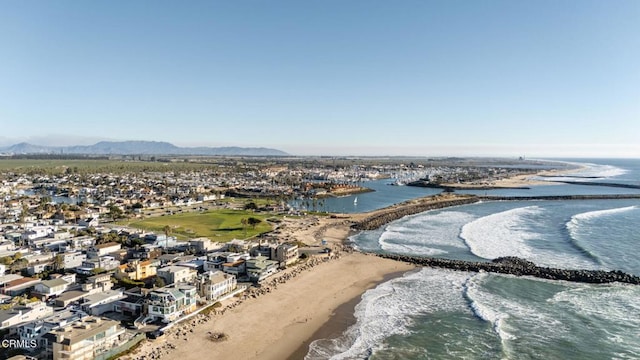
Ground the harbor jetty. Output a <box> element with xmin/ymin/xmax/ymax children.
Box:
<box><xmin>377</xmin><ymin>254</ymin><xmax>640</xmax><ymax>285</ymax></box>
<box><xmin>352</xmin><ymin>194</ymin><xmax>479</xmax><ymax>231</ymax></box>
<box><xmin>352</xmin><ymin>193</ymin><xmax>640</xmax><ymax>232</ymax></box>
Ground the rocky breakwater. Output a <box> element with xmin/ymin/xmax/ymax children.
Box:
<box><xmin>378</xmin><ymin>254</ymin><xmax>640</xmax><ymax>285</ymax></box>
<box><xmin>352</xmin><ymin>194</ymin><xmax>479</xmax><ymax>231</ymax></box>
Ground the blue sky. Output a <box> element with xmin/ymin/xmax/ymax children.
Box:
<box><xmin>1</xmin><ymin>1</ymin><xmax>638</xmax><ymax>157</ymax></box>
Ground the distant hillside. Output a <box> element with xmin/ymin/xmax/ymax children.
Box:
<box><xmin>0</xmin><ymin>141</ymin><xmax>289</xmax><ymax>156</ymax></box>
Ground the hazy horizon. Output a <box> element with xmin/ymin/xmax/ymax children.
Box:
<box><xmin>1</xmin><ymin>1</ymin><xmax>638</xmax><ymax>158</ymax></box>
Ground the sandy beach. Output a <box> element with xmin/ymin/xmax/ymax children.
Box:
<box><xmin>124</xmin><ymin>166</ymin><xmax>577</xmax><ymax>360</ymax></box>
<box><xmin>126</xmin><ymin>219</ymin><xmax>415</xmax><ymax>360</ymax></box>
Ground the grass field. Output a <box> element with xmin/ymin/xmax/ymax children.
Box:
<box><xmin>120</xmin><ymin>209</ymin><xmax>275</xmax><ymax>242</ymax></box>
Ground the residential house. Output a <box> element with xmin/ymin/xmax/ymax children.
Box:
<box><xmin>221</xmin><ymin>260</ymin><xmax>246</xmax><ymax>278</ymax></box>
<box><xmin>49</xmin><ymin>317</ymin><xmax>127</xmax><ymax>360</ymax></box>
<box><xmin>67</xmin><ymin>236</ymin><xmax>95</xmax><ymax>250</ymax></box>
<box><xmin>80</xmin><ymin>289</ymin><xmax>126</xmax><ymax>316</ymax></box>
<box><xmin>33</xmin><ymin>278</ymin><xmax>71</xmax><ymax>298</ymax></box>
<box><xmin>156</xmin><ymin>265</ymin><xmax>197</xmax><ymax>285</ymax></box>
<box><xmin>245</xmin><ymin>255</ymin><xmax>278</xmax><ymax>282</ymax></box>
<box><xmin>147</xmin><ymin>284</ymin><xmax>197</xmax><ymax>323</ymax></box>
<box><xmin>1</xmin><ymin>277</ymin><xmax>41</xmax><ymax>296</ymax></box>
<box><xmin>77</xmin><ymin>216</ymin><xmax>99</xmax><ymax>228</ymax></box>
<box><xmin>196</xmin><ymin>271</ymin><xmax>237</xmax><ymax>302</ymax></box>
<box><xmin>276</xmin><ymin>243</ymin><xmax>299</xmax><ymax>267</ymax></box>
<box><xmin>79</xmin><ymin>256</ymin><xmax>120</xmax><ymax>273</ymax></box>
<box><xmin>115</xmin><ymin>288</ymin><xmax>145</xmax><ymax>318</ymax></box>
<box><xmin>0</xmin><ymin>240</ymin><xmax>15</xmax><ymax>253</ymax></box>
<box><xmin>226</xmin><ymin>239</ymin><xmax>251</xmax><ymax>253</ymax></box>
<box><xmin>62</xmin><ymin>252</ymin><xmax>86</xmax><ymax>269</ymax></box>
<box><xmin>17</xmin><ymin>309</ymin><xmax>83</xmax><ymax>352</ymax></box>
<box><xmin>83</xmin><ymin>274</ymin><xmax>112</xmax><ymax>292</ymax></box>
<box><xmin>21</xmin><ymin>226</ymin><xmax>55</xmax><ymax>242</ymax></box>
<box><xmin>26</xmin><ymin>262</ymin><xmax>49</xmax><ymax>276</ymax></box>
<box><xmin>114</xmin><ymin>259</ymin><xmax>157</xmax><ymax>281</ymax></box>
<box><xmin>127</xmin><ymin>244</ymin><xmax>162</xmax><ymax>260</ymax></box>
<box><xmin>0</xmin><ymin>301</ymin><xmax>53</xmax><ymax>331</ymax></box>
<box><xmin>189</xmin><ymin>237</ymin><xmax>222</xmax><ymax>253</ymax></box>
<box><xmin>86</xmin><ymin>242</ymin><xmax>121</xmax><ymax>259</ymax></box>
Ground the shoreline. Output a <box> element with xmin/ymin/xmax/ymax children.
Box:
<box><xmin>127</xmin><ymin>221</ymin><xmax>415</xmax><ymax>360</ymax></box>
<box><xmin>126</xmin><ymin>165</ymin><xmax>589</xmax><ymax>360</ymax></box>
<box><xmin>287</xmin><ymin>268</ymin><xmax>412</xmax><ymax>360</ymax></box>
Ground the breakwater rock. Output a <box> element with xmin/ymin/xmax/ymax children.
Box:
<box><xmin>479</xmin><ymin>194</ymin><xmax>640</xmax><ymax>201</ymax></box>
<box><xmin>378</xmin><ymin>254</ymin><xmax>640</xmax><ymax>285</ymax></box>
<box><xmin>352</xmin><ymin>195</ymin><xmax>479</xmax><ymax>231</ymax></box>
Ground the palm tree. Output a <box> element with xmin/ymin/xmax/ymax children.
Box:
<box><xmin>240</xmin><ymin>218</ymin><xmax>248</xmax><ymax>238</ymax></box>
<box><xmin>52</xmin><ymin>254</ymin><xmax>64</xmax><ymax>272</ymax></box>
<box><xmin>163</xmin><ymin>225</ymin><xmax>171</xmax><ymax>249</ymax></box>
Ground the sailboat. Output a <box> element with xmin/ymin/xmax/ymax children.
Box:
<box><xmin>353</xmin><ymin>196</ymin><xmax>358</xmax><ymax>205</ymax></box>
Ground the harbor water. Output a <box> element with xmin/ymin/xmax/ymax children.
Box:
<box><xmin>306</xmin><ymin>159</ymin><xmax>640</xmax><ymax>359</ymax></box>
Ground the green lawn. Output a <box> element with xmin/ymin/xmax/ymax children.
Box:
<box><xmin>120</xmin><ymin>209</ymin><xmax>275</xmax><ymax>242</ymax></box>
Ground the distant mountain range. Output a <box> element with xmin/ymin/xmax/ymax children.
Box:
<box><xmin>0</xmin><ymin>141</ymin><xmax>289</xmax><ymax>156</ymax></box>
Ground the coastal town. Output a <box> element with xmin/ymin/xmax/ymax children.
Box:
<box><xmin>0</xmin><ymin>156</ymin><xmax>555</xmax><ymax>360</ymax></box>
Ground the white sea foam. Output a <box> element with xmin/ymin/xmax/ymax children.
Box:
<box><xmin>377</xmin><ymin>211</ymin><xmax>473</xmax><ymax>255</ymax></box>
<box><xmin>542</xmin><ymin>162</ymin><xmax>628</xmax><ymax>182</ymax></box>
<box><xmin>460</xmin><ymin>206</ymin><xmax>542</xmax><ymax>260</ymax></box>
<box><xmin>565</xmin><ymin>205</ymin><xmax>639</xmax><ymax>267</ymax></box>
<box><xmin>305</xmin><ymin>268</ymin><xmax>471</xmax><ymax>360</ymax></box>
<box><xmin>464</xmin><ymin>274</ymin><xmax>516</xmax><ymax>342</ymax></box>
<box><xmin>566</xmin><ymin>205</ymin><xmax>638</xmax><ymax>243</ymax></box>
<box><xmin>550</xmin><ymin>284</ymin><xmax>640</xmax><ymax>322</ymax></box>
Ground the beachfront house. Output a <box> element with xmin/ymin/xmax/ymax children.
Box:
<box><xmin>147</xmin><ymin>284</ymin><xmax>197</xmax><ymax>323</ymax></box>
<box><xmin>245</xmin><ymin>255</ymin><xmax>278</xmax><ymax>282</ymax></box>
<box><xmin>276</xmin><ymin>243</ymin><xmax>299</xmax><ymax>267</ymax></box>
<box><xmin>17</xmin><ymin>309</ymin><xmax>83</xmax><ymax>352</ymax></box>
<box><xmin>49</xmin><ymin>317</ymin><xmax>127</xmax><ymax>360</ymax></box>
<box><xmin>196</xmin><ymin>270</ymin><xmax>237</xmax><ymax>302</ymax></box>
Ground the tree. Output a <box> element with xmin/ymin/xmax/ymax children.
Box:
<box><xmin>244</xmin><ymin>202</ymin><xmax>258</xmax><ymax>211</ymax></box>
<box><xmin>240</xmin><ymin>218</ymin><xmax>248</xmax><ymax>237</ymax></box>
<box><xmin>247</xmin><ymin>217</ymin><xmax>261</xmax><ymax>229</ymax></box>
<box><xmin>52</xmin><ymin>255</ymin><xmax>64</xmax><ymax>271</ymax></box>
<box><xmin>154</xmin><ymin>276</ymin><xmax>166</xmax><ymax>288</ymax></box>
<box><xmin>10</xmin><ymin>258</ymin><xmax>28</xmax><ymax>272</ymax></box>
<box><xmin>108</xmin><ymin>205</ymin><xmax>123</xmax><ymax>220</ymax></box>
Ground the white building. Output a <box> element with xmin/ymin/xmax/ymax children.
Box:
<box><xmin>80</xmin><ymin>289</ymin><xmax>126</xmax><ymax>316</ymax></box>
<box><xmin>196</xmin><ymin>271</ymin><xmax>237</xmax><ymax>302</ymax></box>
<box><xmin>86</xmin><ymin>242</ymin><xmax>121</xmax><ymax>259</ymax></box>
<box><xmin>34</xmin><ymin>278</ymin><xmax>71</xmax><ymax>298</ymax></box>
<box><xmin>50</xmin><ymin>316</ymin><xmax>126</xmax><ymax>360</ymax></box>
<box><xmin>0</xmin><ymin>301</ymin><xmax>53</xmax><ymax>330</ymax></box>
<box><xmin>147</xmin><ymin>284</ymin><xmax>197</xmax><ymax>323</ymax></box>
<box><xmin>156</xmin><ymin>265</ymin><xmax>197</xmax><ymax>285</ymax></box>
<box><xmin>62</xmin><ymin>252</ymin><xmax>87</xmax><ymax>269</ymax></box>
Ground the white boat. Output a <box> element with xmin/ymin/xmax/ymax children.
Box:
<box><xmin>353</xmin><ymin>196</ymin><xmax>358</xmax><ymax>205</ymax></box>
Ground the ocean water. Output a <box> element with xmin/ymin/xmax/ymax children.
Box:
<box><xmin>306</xmin><ymin>159</ymin><xmax>640</xmax><ymax>360</ymax></box>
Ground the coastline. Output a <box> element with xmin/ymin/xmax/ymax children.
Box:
<box><xmin>287</xmin><ymin>268</ymin><xmax>412</xmax><ymax>360</ymax></box>
<box><xmin>127</xmin><ymin>221</ymin><xmax>415</xmax><ymax>360</ymax></box>
<box><xmin>126</xmin><ymin>165</ymin><xmax>581</xmax><ymax>360</ymax></box>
